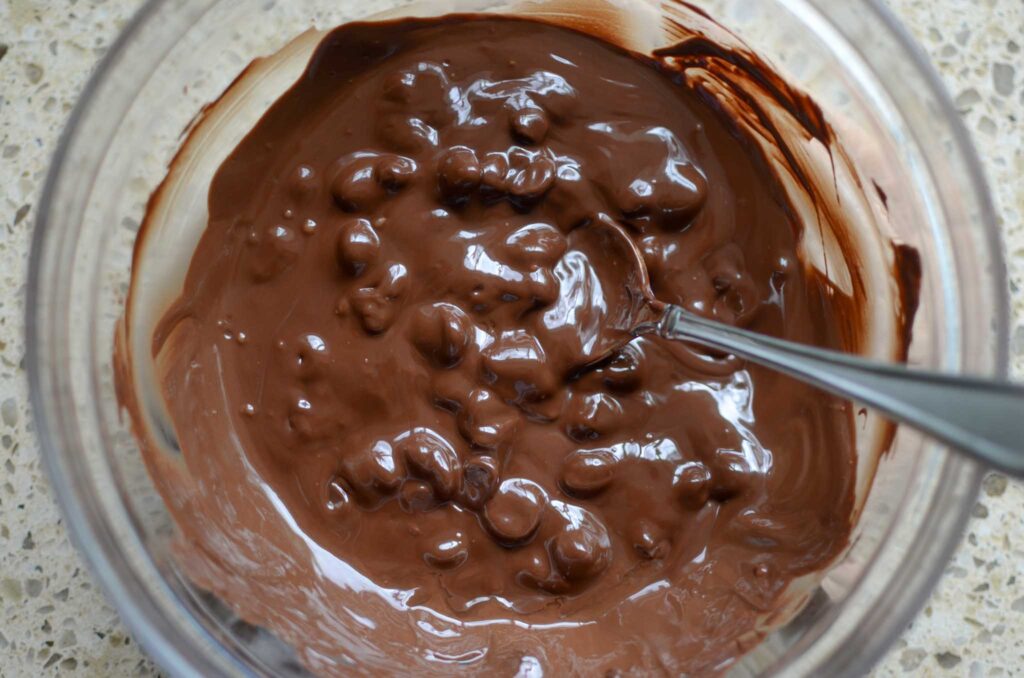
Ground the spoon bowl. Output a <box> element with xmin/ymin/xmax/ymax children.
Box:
<box><xmin>565</xmin><ymin>215</ymin><xmax>662</xmax><ymax>363</ymax></box>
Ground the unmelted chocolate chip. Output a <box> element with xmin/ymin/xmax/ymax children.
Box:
<box><xmin>460</xmin><ymin>455</ymin><xmax>499</xmax><ymax>509</ymax></box>
<box><xmin>479</xmin><ymin>148</ymin><xmax>557</xmax><ymax>207</ymax></box>
<box><xmin>376</xmin><ymin>113</ymin><xmax>439</xmax><ymax>153</ymax></box>
<box><xmin>430</xmin><ymin>368</ymin><xmax>477</xmax><ymax>414</ymax></box>
<box><xmin>534</xmin><ymin>82</ymin><xmax>578</xmax><ymax>122</ymax></box>
<box><xmin>515</xmin><ymin>546</ymin><xmax>558</xmax><ymax>591</ymax></box>
<box><xmin>381</xmin><ymin>70</ymin><xmax>418</xmax><ymax>103</ymax></box>
<box><xmin>421</xmin><ymin>529</ymin><xmax>469</xmax><ymax>569</ymax></box>
<box><xmin>437</xmin><ymin>146</ymin><xmax>482</xmax><ymax>203</ymax></box>
<box><xmin>457</xmin><ymin>257</ymin><xmax>558</xmax><ymax>318</ymax></box>
<box><xmin>336</xmin><ymin>217</ymin><xmax>381</xmax><ymax>276</ymax></box>
<box><xmin>287</xmin><ymin>164</ymin><xmax>318</xmax><ymax>203</ymax></box>
<box><xmin>594</xmin><ymin>126</ymin><xmax>710</xmax><ymax>232</ymax></box>
<box><xmin>559</xmin><ymin>448</ymin><xmax>617</xmax><ymax>497</ymax></box>
<box><xmin>508</xmin><ymin>152</ymin><xmax>556</xmax><ymax>203</ymax></box>
<box><xmin>550</xmin><ymin>504</ymin><xmax>611</xmax><ymax>581</ymax></box>
<box><xmin>457</xmin><ymin>388</ymin><xmax>518</xmax><ymax>450</ymax></box>
<box><xmin>503</xmin><ymin>222</ymin><xmax>566</xmax><ymax>266</ymax></box>
<box><xmin>630</xmin><ymin>519</ymin><xmax>669</xmax><ymax>560</ymax></box>
<box><xmin>673</xmin><ymin>461</ymin><xmax>713</xmax><ymax>510</ymax></box>
<box><xmin>509</xmin><ymin>107</ymin><xmax>549</xmax><ymax>144</ymax></box>
<box><xmin>708</xmin><ymin>449</ymin><xmax>757</xmax><ymax>502</ymax></box>
<box><xmin>396</xmin><ymin>428</ymin><xmax>461</xmax><ymax>500</ymax></box>
<box><xmin>704</xmin><ymin>244</ymin><xmax>760</xmax><ymax>326</ymax></box>
<box><xmin>600</xmin><ymin>343</ymin><xmax>646</xmax><ymax>393</ymax></box>
<box><xmin>330</xmin><ymin>154</ymin><xmax>387</xmax><ymax>212</ymax></box>
<box><xmin>380</xmin><ymin>262</ymin><xmax>410</xmax><ymax>295</ymax></box>
<box><xmin>480</xmin><ymin>152</ymin><xmax>511</xmax><ymax>198</ymax></box>
<box><xmin>331</xmin><ymin>153</ymin><xmax>418</xmax><ymax>213</ymax></box>
<box><xmin>347</xmin><ymin>262</ymin><xmax>408</xmax><ymax>334</ymax></box>
<box><xmin>399</xmin><ymin>479</ymin><xmax>439</xmax><ymax>513</ymax></box>
<box><xmin>481</xmin><ymin>331</ymin><xmax>557</xmax><ymax>403</ymax></box>
<box><xmin>615</xmin><ymin>162</ymin><xmax>707</xmax><ymax>230</ymax></box>
<box><xmin>564</xmin><ymin>392</ymin><xmax>624</xmax><ymax>442</ymax></box>
<box><xmin>377</xmin><ymin>155</ymin><xmax>418</xmax><ymax>191</ymax></box>
<box><xmin>410</xmin><ymin>303</ymin><xmax>474</xmax><ymax>368</ymax></box>
<box><xmin>339</xmin><ymin>439</ymin><xmax>404</xmax><ymax>507</ymax></box>
<box><xmin>482</xmin><ymin>478</ymin><xmax>546</xmax><ymax>545</ymax></box>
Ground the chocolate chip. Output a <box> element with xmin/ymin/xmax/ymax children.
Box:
<box><xmin>630</xmin><ymin>519</ymin><xmax>669</xmax><ymax>560</ymax></box>
<box><xmin>397</xmin><ymin>428</ymin><xmax>462</xmax><ymax>500</ymax></box>
<box><xmin>482</xmin><ymin>331</ymin><xmax>557</xmax><ymax>403</ymax></box>
<box><xmin>287</xmin><ymin>164</ymin><xmax>317</xmax><ymax>203</ymax></box>
<box><xmin>437</xmin><ymin>146</ymin><xmax>482</xmax><ymax>203</ymax></box>
<box><xmin>399</xmin><ymin>479</ymin><xmax>440</xmax><ymax>513</ymax></box>
<box><xmin>564</xmin><ymin>393</ymin><xmax>624</xmax><ymax>442</ymax></box>
<box><xmin>508</xmin><ymin>153</ymin><xmax>556</xmax><ymax>203</ymax></box>
<box><xmin>551</xmin><ymin>507</ymin><xmax>611</xmax><ymax>580</ymax></box>
<box><xmin>339</xmin><ymin>440</ymin><xmax>404</xmax><ymax>506</ymax></box>
<box><xmin>422</xmin><ymin>529</ymin><xmax>469</xmax><ymax>569</ymax></box>
<box><xmin>410</xmin><ymin>302</ymin><xmax>474</xmax><ymax>368</ymax></box>
<box><xmin>460</xmin><ymin>456</ymin><xmax>500</xmax><ymax>509</ymax></box>
<box><xmin>482</xmin><ymin>478</ymin><xmax>546</xmax><ymax>545</ymax></box>
<box><xmin>457</xmin><ymin>388</ymin><xmax>519</xmax><ymax>450</ymax></box>
<box><xmin>336</xmin><ymin>217</ymin><xmax>381</xmax><ymax>276</ymax></box>
<box><xmin>503</xmin><ymin>222</ymin><xmax>566</xmax><ymax>266</ymax></box>
<box><xmin>601</xmin><ymin>343</ymin><xmax>646</xmax><ymax>393</ymax></box>
<box><xmin>560</xmin><ymin>448</ymin><xmax>617</xmax><ymax>497</ymax></box>
<box><xmin>673</xmin><ymin>461</ymin><xmax>713</xmax><ymax>510</ymax></box>
<box><xmin>510</xmin><ymin>108</ymin><xmax>549</xmax><ymax>144</ymax></box>
<box><xmin>330</xmin><ymin>154</ymin><xmax>386</xmax><ymax>212</ymax></box>
<box><xmin>348</xmin><ymin>263</ymin><xmax>408</xmax><ymax>334</ymax></box>
<box><xmin>377</xmin><ymin>154</ymin><xmax>418</xmax><ymax>190</ymax></box>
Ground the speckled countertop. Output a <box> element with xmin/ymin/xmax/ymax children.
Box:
<box><xmin>0</xmin><ymin>1</ymin><xmax>1021</xmax><ymax>676</ymax></box>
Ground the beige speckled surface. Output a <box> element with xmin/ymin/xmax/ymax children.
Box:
<box><xmin>0</xmin><ymin>0</ymin><xmax>1021</xmax><ymax>675</ymax></box>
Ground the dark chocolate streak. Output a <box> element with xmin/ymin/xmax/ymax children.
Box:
<box><xmin>124</xmin><ymin>15</ymin><xmax>905</xmax><ymax>676</ymax></box>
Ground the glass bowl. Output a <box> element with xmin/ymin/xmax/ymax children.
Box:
<box><xmin>27</xmin><ymin>0</ymin><xmax>1007</xmax><ymax>675</ymax></box>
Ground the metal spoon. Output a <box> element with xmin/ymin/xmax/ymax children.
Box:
<box><xmin>575</xmin><ymin>216</ymin><xmax>1024</xmax><ymax>475</ymax></box>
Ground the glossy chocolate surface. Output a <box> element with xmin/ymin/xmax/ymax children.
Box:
<box><xmin>139</xmin><ymin>16</ymin><xmax>863</xmax><ymax>675</ymax></box>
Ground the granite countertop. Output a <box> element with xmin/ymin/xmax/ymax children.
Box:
<box><xmin>0</xmin><ymin>0</ymin><xmax>1021</xmax><ymax>675</ymax></box>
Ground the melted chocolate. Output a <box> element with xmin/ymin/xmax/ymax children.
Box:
<box><xmin>139</xmin><ymin>16</ymin><xmax>863</xmax><ymax>675</ymax></box>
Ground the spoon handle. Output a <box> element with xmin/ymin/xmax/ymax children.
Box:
<box><xmin>658</xmin><ymin>306</ymin><xmax>1024</xmax><ymax>475</ymax></box>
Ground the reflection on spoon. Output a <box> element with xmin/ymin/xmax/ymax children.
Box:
<box><xmin>582</xmin><ymin>217</ymin><xmax>1024</xmax><ymax>475</ymax></box>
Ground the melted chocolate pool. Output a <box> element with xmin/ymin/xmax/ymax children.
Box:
<box><xmin>138</xmin><ymin>15</ymin><xmax>861</xmax><ymax>675</ymax></box>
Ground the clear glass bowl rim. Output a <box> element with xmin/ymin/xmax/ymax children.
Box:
<box><xmin>26</xmin><ymin>0</ymin><xmax>1008</xmax><ymax>675</ymax></box>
